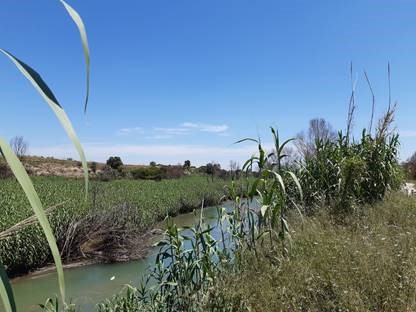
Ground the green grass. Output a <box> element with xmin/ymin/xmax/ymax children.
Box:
<box><xmin>0</xmin><ymin>176</ymin><xmax>232</xmax><ymax>276</ymax></box>
<box><xmin>203</xmin><ymin>193</ymin><xmax>416</xmax><ymax>311</ymax></box>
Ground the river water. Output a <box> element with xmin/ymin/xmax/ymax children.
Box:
<box><xmin>11</xmin><ymin>202</ymin><xmax>226</xmax><ymax>311</ymax></box>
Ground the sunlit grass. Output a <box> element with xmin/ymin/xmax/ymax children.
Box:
<box><xmin>205</xmin><ymin>193</ymin><xmax>416</xmax><ymax>311</ymax></box>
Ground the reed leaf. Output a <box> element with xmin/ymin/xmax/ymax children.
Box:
<box><xmin>60</xmin><ymin>0</ymin><xmax>90</xmax><ymax>113</ymax></box>
<box><xmin>0</xmin><ymin>139</ymin><xmax>66</xmax><ymax>304</ymax></box>
<box><xmin>0</xmin><ymin>49</ymin><xmax>89</xmax><ymax>197</ymax></box>
<box><xmin>270</xmin><ymin>171</ymin><xmax>286</xmax><ymax>195</ymax></box>
<box><xmin>0</xmin><ymin>261</ymin><xmax>15</xmax><ymax>312</ymax></box>
<box><xmin>287</xmin><ymin>171</ymin><xmax>303</xmax><ymax>200</ymax></box>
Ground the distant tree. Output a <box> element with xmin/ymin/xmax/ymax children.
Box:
<box><xmin>206</xmin><ymin>163</ymin><xmax>214</xmax><ymax>181</ymax></box>
<box><xmin>106</xmin><ymin>156</ymin><xmax>123</xmax><ymax>171</ymax></box>
<box><xmin>183</xmin><ymin>160</ymin><xmax>191</xmax><ymax>169</ymax></box>
<box><xmin>206</xmin><ymin>162</ymin><xmax>221</xmax><ymax>182</ymax></box>
<box><xmin>149</xmin><ymin>161</ymin><xmax>157</xmax><ymax>167</ymax></box>
<box><xmin>229</xmin><ymin>160</ymin><xmax>239</xmax><ymax>180</ymax></box>
<box><xmin>295</xmin><ymin>118</ymin><xmax>336</xmax><ymax>158</ymax></box>
<box><xmin>10</xmin><ymin>136</ymin><xmax>28</xmax><ymax>158</ymax></box>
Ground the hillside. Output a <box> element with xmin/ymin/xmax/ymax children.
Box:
<box><xmin>0</xmin><ymin>156</ymin><xmax>148</xmax><ymax>178</ymax></box>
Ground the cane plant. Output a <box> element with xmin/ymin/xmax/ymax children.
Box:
<box><xmin>236</xmin><ymin>127</ymin><xmax>303</xmax><ymax>255</ymax></box>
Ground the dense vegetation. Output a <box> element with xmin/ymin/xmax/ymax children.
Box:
<box><xmin>87</xmin><ymin>105</ymin><xmax>406</xmax><ymax>312</ymax></box>
<box><xmin>300</xmin><ymin>124</ymin><xmax>403</xmax><ymax>213</ymax></box>
<box><xmin>0</xmin><ymin>1</ymin><xmax>412</xmax><ymax>311</ymax></box>
<box><xmin>0</xmin><ymin>176</ymin><xmax>231</xmax><ymax>276</ymax></box>
<box><xmin>203</xmin><ymin>194</ymin><xmax>416</xmax><ymax>311</ymax></box>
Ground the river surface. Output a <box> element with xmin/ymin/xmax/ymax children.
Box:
<box><xmin>12</xmin><ymin>202</ymin><xmax>228</xmax><ymax>311</ymax></box>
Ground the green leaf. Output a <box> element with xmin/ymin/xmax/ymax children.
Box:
<box><xmin>260</xmin><ymin>205</ymin><xmax>268</xmax><ymax>217</ymax></box>
<box><xmin>278</xmin><ymin>138</ymin><xmax>295</xmax><ymax>156</ymax></box>
<box><xmin>287</xmin><ymin>171</ymin><xmax>303</xmax><ymax>200</ymax></box>
<box><xmin>0</xmin><ymin>261</ymin><xmax>15</xmax><ymax>312</ymax></box>
<box><xmin>0</xmin><ymin>139</ymin><xmax>66</xmax><ymax>304</ymax></box>
<box><xmin>290</xmin><ymin>199</ymin><xmax>304</xmax><ymax>224</ymax></box>
<box><xmin>61</xmin><ymin>0</ymin><xmax>90</xmax><ymax>113</ymax></box>
<box><xmin>242</xmin><ymin>157</ymin><xmax>255</xmax><ymax>172</ymax></box>
<box><xmin>271</xmin><ymin>171</ymin><xmax>286</xmax><ymax>195</ymax></box>
<box><xmin>271</xmin><ymin>127</ymin><xmax>280</xmax><ymax>152</ymax></box>
<box><xmin>233</xmin><ymin>138</ymin><xmax>258</xmax><ymax>145</ymax></box>
<box><xmin>0</xmin><ymin>49</ymin><xmax>89</xmax><ymax>197</ymax></box>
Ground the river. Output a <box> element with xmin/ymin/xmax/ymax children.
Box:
<box><xmin>11</xmin><ymin>201</ymin><xmax>228</xmax><ymax>311</ymax></box>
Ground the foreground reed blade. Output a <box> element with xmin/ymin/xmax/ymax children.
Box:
<box><xmin>0</xmin><ymin>49</ymin><xmax>89</xmax><ymax>197</ymax></box>
<box><xmin>60</xmin><ymin>0</ymin><xmax>90</xmax><ymax>113</ymax></box>
<box><xmin>0</xmin><ymin>260</ymin><xmax>15</xmax><ymax>312</ymax></box>
<box><xmin>0</xmin><ymin>139</ymin><xmax>66</xmax><ymax>305</ymax></box>
<box><xmin>0</xmin><ymin>1</ymin><xmax>90</xmax><ymax>310</ymax></box>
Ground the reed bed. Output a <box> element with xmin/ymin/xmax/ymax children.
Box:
<box><xmin>0</xmin><ymin>176</ymin><xmax>230</xmax><ymax>276</ymax></box>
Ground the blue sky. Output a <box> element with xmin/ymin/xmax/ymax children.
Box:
<box><xmin>0</xmin><ymin>0</ymin><xmax>415</xmax><ymax>167</ymax></box>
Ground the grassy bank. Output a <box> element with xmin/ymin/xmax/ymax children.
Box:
<box><xmin>203</xmin><ymin>193</ymin><xmax>416</xmax><ymax>311</ymax></box>
<box><xmin>0</xmin><ymin>176</ymin><xmax>233</xmax><ymax>276</ymax></box>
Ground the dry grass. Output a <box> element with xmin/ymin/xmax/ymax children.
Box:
<box><xmin>205</xmin><ymin>193</ymin><xmax>416</xmax><ymax>311</ymax></box>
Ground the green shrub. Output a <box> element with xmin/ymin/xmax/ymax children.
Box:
<box><xmin>131</xmin><ymin>166</ymin><xmax>165</xmax><ymax>180</ymax></box>
<box><xmin>106</xmin><ymin>156</ymin><xmax>123</xmax><ymax>171</ymax></box>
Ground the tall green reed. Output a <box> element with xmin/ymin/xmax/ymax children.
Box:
<box><xmin>299</xmin><ymin>70</ymin><xmax>403</xmax><ymax>214</ymax></box>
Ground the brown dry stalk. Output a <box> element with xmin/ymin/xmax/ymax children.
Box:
<box><xmin>0</xmin><ymin>201</ymin><xmax>68</xmax><ymax>240</ymax></box>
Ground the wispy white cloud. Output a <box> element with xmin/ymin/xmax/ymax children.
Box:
<box><xmin>150</xmin><ymin>122</ymin><xmax>230</xmax><ymax>138</ymax></box>
<box><xmin>181</xmin><ymin>122</ymin><xmax>198</xmax><ymax>128</ymax></box>
<box><xmin>153</xmin><ymin>127</ymin><xmax>190</xmax><ymax>135</ymax></box>
<box><xmin>181</xmin><ymin>122</ymin><xmax>229</xmax><ymax>133</ymax></box>
<box><xmin>145</xmin><ymin>134</ymin><xmax>173</xmax><ymax>140</ymax></box>
<box><xmin>117</xmin><ymin>127</ymin><xmax>144</xmax><ymax>135</ymax></box>
<box><xmin>117</xmin><ymin>122</ymin><xmax>230</xmax><ymax>140</ymax></box>
<box><xmin>400</xmin><ymin>130</ymin><xmax>416</xmax><ymax>138</ymax></box>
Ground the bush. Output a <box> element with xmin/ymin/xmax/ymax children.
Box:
<box><xmin>90</xmin><ymin>161</ymin><xmax>97</xmax><ymax>173</ymax></box>
<box><xmin>97</xmin><ymin>165</ymin><xmax>119</xmax><ymax>182</ymax></box>
<box><xmin>106</xmin><ymin>156</ymin><xmax>123</xmax><ymax>171</ymax></box>
<box><xmin>131</xmin><ymin>165</ymin><xmax>184</xmax><ymax>180</ymax></box>
<box><xmin>165</xmin><ymin>165</ymin><xmax>184</xmax><ymax>179</ymax></box>
<box><xmin>131</xmin><ymin>166</ymin><xmax>166</xmax><ymax>180</ymax></box>
<box><xmin>0</xmin><ymin>162</ymin><xmax>12</xmax><ymax>179</ymax></box>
